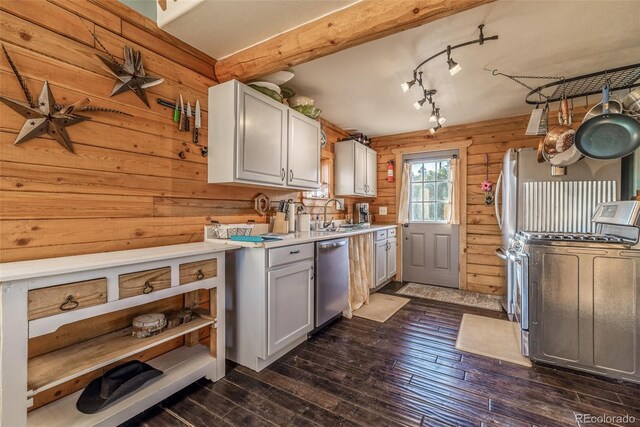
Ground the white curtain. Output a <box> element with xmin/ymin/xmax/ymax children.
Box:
<box><xmin>449</xmin><ymin>158</ymin><xmax>460</xmax><ymax>225</ymax></box>
<box><xmin>397</xmin><ymin>161</ymin><xmax>411</xmax><ymax>224</ymax></box>
<box><xmin>343</xmin><ymin>233</ymin><xmax>372</xmax><ymax>318</ymax></box>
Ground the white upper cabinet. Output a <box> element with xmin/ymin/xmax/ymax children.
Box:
<box><xmin>366</xmin><ymin>147</ymin><xmax>377</xmax><ymax>196</ymax></box>
<box><xmin>208</xmin><ymin>80</ymin><xmax>320</xmax><ymax>190</ymax></box>
<box><xmin>334</xmin><ymin>139</ymin><xmax>377</xmax><ymax>197</ymax></box>
<box><xmin>237</xmin><ymin>88</ymin><xmax>287</xmax><ymax>185</ymax></box>
<box><xmin>287</xmin><ymin>110</ymin><xmax>321</xmax><ymax>189</ymax></box>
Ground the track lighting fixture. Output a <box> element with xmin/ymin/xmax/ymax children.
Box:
<box><xmin>429</xmin><ymin>124</ymin><xmax>441</xmax><ymax>135</ymax></box>
<box><xmin>446</xmin><ymin>46</ymin><xmax>461</xmax><ymax>76</ymax></box>
<box><xmin>401</xmin><ymin>24</ymin><xmax>498</xmax><ymax>130</ymax></box>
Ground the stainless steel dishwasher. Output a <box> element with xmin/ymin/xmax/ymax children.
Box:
<box><xmin>314</xmin><ymin>238</ymin><xmax>349</xmax><ymax>330</ymax></box>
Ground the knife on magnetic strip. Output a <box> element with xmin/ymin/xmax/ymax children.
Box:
<box><xmin>194</xmin><ymin>100</ymin><xmax>201</xmax><ymax>144</ymax></box>
<box><xmin>186</xmin><ymin>102</ymin><xmax>191</xmax><ymax>132</ymax></box>
<box><xmin>178</xmin><ymin>95</ymin><xmax>185</xmax><ymax>131</ymax></box>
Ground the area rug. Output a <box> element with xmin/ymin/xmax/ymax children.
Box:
<box><xmin>352</xmin><ymin>293</ymin><xmax>410</xmax><ymax>323</ymax></box>
<box><xmin>397</xmin><ymin>282</ymin><xmax>502</xmax><ymax>312</ymax></box>
<box><xmin>456</xmin><ymin>314</ymin><xmax>531</xmax><ymax>367</ymax></box>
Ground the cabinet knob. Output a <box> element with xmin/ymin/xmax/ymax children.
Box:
<box><xmin>143</xmin><ymin>280</ymin><xmax>154</xmax><ymax>294</ymax></box>
<box><xmin>196</xmin><ymin>269</ymin><xmax>205</xmax><ymax>280</ymax></box>
<box><xmin>289</xmin><ymin>169</ymin><xmax>294</xmax><ymax>181</ymax></box>
<box><xmin>281</xmin><ymin>168</ymin><xmax>285</xmax><ymax>181</ymax></box>
<box><xmin>59</xmin><ymin>295</ymin><xmax>79</xmax><ymax>311</ymax></box>
<box><xmin>290</xmin><ymin>250</ymin><xmax>301</xmax><ymax>255</ymax></box>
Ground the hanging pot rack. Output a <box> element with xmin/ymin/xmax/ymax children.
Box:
<box><xmin>523</xmin><ymin>63</ymin><xmax>640</xmax><ymax>105</ymax></box>
<box><xmin>487</xmin><ymin>63</ymin><xmax>640</xmax><ymax>105</ymax></box>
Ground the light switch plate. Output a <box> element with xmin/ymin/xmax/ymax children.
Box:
<box><xmin>379</xmin><ymin>206</ymin><xmax>388</xmax><ymax>215</ymax></box>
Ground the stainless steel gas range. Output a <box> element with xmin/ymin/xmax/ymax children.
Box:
<box><xmin>511</xmin><ymin>200</ymin><xmax>640</xmax><ymax>384</ymax></box>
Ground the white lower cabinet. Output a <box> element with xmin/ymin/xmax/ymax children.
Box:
<box><xmin>267</xmin><ymin>261</ymin><xmax>314</xmax><ymax>355</ymax></box>
<box><xmin>387</xmin><ymin>237</ymin><xmax>397</xmax><ymax>278</ymax></box>
<box><xmin>225</xmin><ymin>243</ymin><xmax>315</xmax><ymax>371</ymax></box>
<box><xmin>375</xmin><ymin>240</ymin><xmax>388</xmax><ymax>286</ymax></box>
<box><xmin>374</xmin><ymin>228</ymin><xmax>397</xmax><ymax>287</ymax></box>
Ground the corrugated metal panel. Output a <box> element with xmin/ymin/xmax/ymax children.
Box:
<box><xmin>523</xmin><ymin>181</ymin><xmax>617</xmax><ymax>233</ymax></box>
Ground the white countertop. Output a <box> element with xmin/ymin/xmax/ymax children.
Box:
<box><xmin>205</xmin><ymin>224</ymin><xmax>397</xmax><ymax>249</ymax></box>
<box><xmin>0</xmin><ymin>242</ymin><xmax>238</xmax><ymax>282</ymax></box>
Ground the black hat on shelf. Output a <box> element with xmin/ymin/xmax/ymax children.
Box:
<box><xmin>76</xmin><ymin>360</ymin><xmax>163</xmax><ymax>414</ymax></box>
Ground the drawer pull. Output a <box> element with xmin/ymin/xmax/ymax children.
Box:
<box><xmin>143</xmin><ymin>281</ymin><xmax>154</xmax><ymax>294</ymax></box>
<box><xmin>196</xmin><ymin>269</ymin><xmax>205</xmax><ymax>280</ymax></box>
<box><xmin>59</xmin><ymin>295</ymin><xmax>79</xmax><ymax>311</ymax></box>
<box><xmin>290</xmin><ymin>250</ymin><xmax>301</xmax><ymax>254</ymax></box>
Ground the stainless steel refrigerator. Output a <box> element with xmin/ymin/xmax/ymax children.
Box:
<box><xmin>494</xmin><ymin>148</ymin><xmax>621</xmax><ymax>316</ymax></box>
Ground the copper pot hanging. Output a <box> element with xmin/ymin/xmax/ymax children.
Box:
<box><xmin>543</xmin><ymin>99</ymin><xmax>575</xmax><ymax>155</ymax></box>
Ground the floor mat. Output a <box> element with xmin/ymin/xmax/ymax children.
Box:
<box><xmin>397</xmin><ymin>282</ymin><xmax>502</xmax><ymax>311</ymax></box>
<box><xmin>456</xmin><ymin>313</ymin><xmax>532</xmax><ymax>367</ymax></box>
<box><xmin>352</xmin><ymin>293</ymin><xmax>410</xmax><ymax>323</ymax></box>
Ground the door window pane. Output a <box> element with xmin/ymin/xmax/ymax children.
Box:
<box><xmin>410</xmin><ymin>203</ymin><xmax>423</xmax><ymax>222</ymax></box>
<box><xmin>423</xmin><ymin>162</ymin><xmax>436</xmax><ymax>181</ymax></box>
<box><xmin>424</xmin><ymin>182</ymin><xmax>435</xmax><ymax>201</ymax></box>
<box><xmin>437</xmin><ymin>182</ymin><xmax>450</xmax><ymax>202</ymax></box>
<box><xmin>411</xmin><ymin>164</ymin><xmax>423</xmax><ymax>182</ymax></box>
<box><xmin>424</xmin><ymin>202</ymin><xmax>436</xmax><ymax>221</ymax></box>
<box><xmin>411</xmin><ymin>183</ymin><xmax>423</xmax><ymax>202</ymax></box>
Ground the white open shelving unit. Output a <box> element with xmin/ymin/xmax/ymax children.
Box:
<box><xmin>0</xmin><ymin>242</ymin><xmax>234</xmax><ymax>426</ymax></box>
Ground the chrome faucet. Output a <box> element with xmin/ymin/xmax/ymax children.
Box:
<box><xmin>323</xmin><ymin>198</ymin><xmax>343</xmax><ymax>228</ymax></box>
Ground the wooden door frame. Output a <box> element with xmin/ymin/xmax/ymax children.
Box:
<box><xmin>392</xmin><ymin>138</ymin><xmax>472</xmax><ymax>290</ymax></box>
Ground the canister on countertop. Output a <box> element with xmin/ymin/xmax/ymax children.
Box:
<box><xmin>297</xmin><ymin>213</ymin><xmax>311</xmax><ymax>232</ymax></box>
<box><xmin>132</xmin><ymin>313</ymin><xmax>166</xmax><ymax>338</ymax></box>
<box><xmin>288</xmin><ymin>201</ymin><xmax>296</xmax><ymax>232</ymax></box>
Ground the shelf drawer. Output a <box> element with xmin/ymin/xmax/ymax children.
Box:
<box><xmin>388</xmin><ymin>228</ymin><xmax>396</xmax><ymax>238</ymax></box>
<box><xmin>119</xmin><ymin>267</ymin><xmax>171</xmax><ymax>299</ymax></box>
<box><xmin>375</xmin><ymin>229</ymin><xmax>388</xmax><ymax>241</ymax></box>
<box><xmin>269</xmin><ymin>243</ymin><xmax>314</xmax><ymax>268</ymax></box>
<box><xmin>179</xmin><ymin>258</ymin><xmax>218</xmax><ymax>285</ymax></box>
<box><xmin>28</xmin><ymin>279</ymin><xmax>107</xmax><ymax>320</ymax></box>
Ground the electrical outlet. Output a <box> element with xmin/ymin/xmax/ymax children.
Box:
<box><xmin>379</xmin><ymin>206</ymin><xmax>388</xmax><ymax>215</ymax></box>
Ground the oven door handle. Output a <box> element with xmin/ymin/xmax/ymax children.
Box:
<box><xmin>495</xmin><ymin>248</ymin><xmax>507</xmax><ymax>260</ymax></box>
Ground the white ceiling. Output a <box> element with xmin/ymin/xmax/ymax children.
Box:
<box><xmin>287</xmin><ymin>1</ymin><xmax>640</xmax><ymax>137</ymax></box>
<box><xmin>158</xmin><ymin>0</ymin><xmax>357</xmax><ymax>59</ymax></box>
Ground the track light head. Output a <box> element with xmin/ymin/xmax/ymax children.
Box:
<box><xmin>446</xmin><ymin>46</ymin><xmax>461</xmax><ymax>76</ymax></box>
<box><xmin>448</xmin><ymin>58</ymin><xmax>461</xmax><ymax>76</ymax></box>
<box><xmin>401</xmin><ymin>79</ymin><xmax>415</xmax><ymax>93</ymax></box>
<box><xmin>413</xmin><ymin>98</ymin><xmax>426</xmax><ymax>110</ymax></box>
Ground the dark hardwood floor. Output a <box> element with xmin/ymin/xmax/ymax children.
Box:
<box><xmin>125</xmin><ymin>282</ymin><xmax>640</xmax><ymax>426</ymax></box>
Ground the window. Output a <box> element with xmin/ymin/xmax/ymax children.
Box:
<box><xmin>304</xmin><ymin>158</ymin><xmax>331</xmax><ymax>199</ymax></box>
<box><xmin>409</xmin><ymin>159</ymin><xmax>451</xmax><ymax>222</ymax></box>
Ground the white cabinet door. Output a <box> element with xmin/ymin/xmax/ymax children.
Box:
<box><xmin>375</xmin><ymin>240</ymin><xmax>388</xmax><ymax>287</ymax></box>
<box><xmin>365</xmin><ymin>147</ymin><xmax>377</xmax><ymax>196</ymax></box>
<box><xmin>266</xmin><ymin>261</ymin><xmax>313</xmax><ymax>356</ymax></box>
<box><xmin>237</xmin><ymin>86</ymin><xmax>287</xmax><ymax>186</ymax></box>
<box><xmin>354</xmin><ymin>143</ymin><xmax>367</xmax><ymax>195</ymax></box>
<box><xmin>287</xmin><ymin>110</ymin><xmax>320</xmax><ymax>189</ymax></box>
<box><xmin>387</xmin><ymin>237</ymin><xmax>397</xmax><ymax>279</ymax></box>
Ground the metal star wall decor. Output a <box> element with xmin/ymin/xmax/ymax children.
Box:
<box><xmin>0</xmin><ymin>44</ymin><xmax>131</xmax><ymax>153</ymax></box>
<box><xmin>0</xmin><ymin>82</ymin><xmax>88</xmax><ymax>152</ymax></box>
<box><xmin>97</xmin><ymin>46</ymin><xmax>164</xmax><ymax>108</ymax></box>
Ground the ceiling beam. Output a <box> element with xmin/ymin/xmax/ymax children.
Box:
<box><xmin>214</xmin><ymin>0</ymin><xmax>495</xmax><ymax>83</ymax></box>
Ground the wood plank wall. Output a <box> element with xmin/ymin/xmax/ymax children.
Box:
<box><xmin>0</xmin><ymin>0</ymin><xmax>349</xmax><ymax>263</ymax></box>
<box><xmin>369</xmin><ymin>109</ymin><xmax>592</xmax><ymax>295</ymax></box>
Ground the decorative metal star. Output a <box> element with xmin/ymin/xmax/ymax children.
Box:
<box><xmin>97</xmin><ymin>46</ymin><xmax>164</xmax><ymax>108</ymax></box>
<box><xmin>0</xmin><ymin>81</ymin><xmax>88</xmax><ymax>153</ymax></box>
